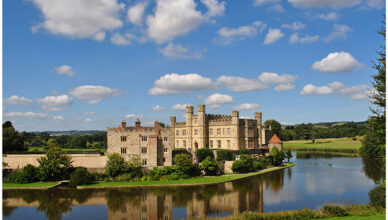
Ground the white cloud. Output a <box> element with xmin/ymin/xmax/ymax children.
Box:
<box><xmin>324</xmin><ymin>24</ymin><xmax>353</xmax><ymax>42</ymax></box>
<box><xmin>69</xmin><ymin>85</ymin><xmax>121</xmax><ymax>103</ymax></box>
<box><xmin>274</xmin><ymin>83</ymin><xmax>296</xmax><ymax>91</ymax></box>
<box><xmin>282</xmin><ymin>22</ymin><xmax>306</xmax><ymax>30</ymax></box>
<box><xmin>317</xmin><ymin>12</ymin><xmax>338</xmax><ymax>21</ymax></box>
<box><xmin>217</xmin><ymin>76</ymin><xmax>267</xmax><ymax>92</ymax></box>
<box><xmin>215</xmin><ymin>21</ymin><xmax>267</xmax><ymax>45</ymax></box>
<box><xmin>172</xmin><ymin>104</ymin><xmax>191</xmax><ymax>110</ymax></box>
<box><xmin>263</xmin><ymin>28</ymin><xmax>284</xmax><ymax>44</ymax></box>
<box><xmin>289</xmin><ymin>33</ymin><xmax>319</xmax><ymax>43</ymax></box>
<box><xmin>85</xmin><ymin>112</ymin><xmax>96</xmax><ymax>115</ymax></box>
<box><xmin>84</xmin><ymin>118</ymin><xmax>93</xmax><ymax>122</ymax></box>
<box><xmin>37</xmin><ymin>94</ymin><xmax>73</xmax><ymax>107</ymax></box>
<box><xmin>204</xmin><ymin>93</ymin><xmax>234</xmax><ymax>108</ymax></box>
<box><xmin>126</xmin><ymin>114</ymin><xmax>144</xmax><ymax>119</ymax></box>
<box><xmin>258</xmin><ymin>72</ymin><xmax>297</xmax><ymax>84</ymax></box>
<box><xmin>31</xmin><ymin>0</ymin><xmax>124</xmax><ymax>40</ymax></box>
<box><xmin>253</xmin><ymin>0</ymin><xmax>284</xmax><ymax>12</ymax></box>
<box><xmin>4</xmin><ymin>112</ymin><xmax>64</xmax><ymax>120</ymax></box>
<box><xmin>233</xmin><ymin>103</ymin><xmax>260</xmax><ymax>111</ymax></box>
<box><xmin>42</xmin><ymin>106</ymin><xmax>63</xmax><ymax>112</ymax></box>
<box><xmin>268</xmin><ymin>4</ymin><xmax>285</xmax><ymax>12</ymax></box>
<box><xmin>152</xmin><ymin>105</ymin><xmax>165</xmax><ymax>111</ymax></box>
<box><xmin>127</xmin><ymin>2</ymin><xmax>148</xmax><ymax>26</ymax></box>
<box><xmin>53</xmin><ymin>116</ymin><xmax>64</xmax><ymax>121</ymax></box>
<box><xmin>51</xmin><ymin>90</ymin><xmax>60</xmax><ymax>95</ymax></box>
<box><xmin>149</xmin><ymin>73</ymin><xmax>214</xmax><ymax>95</ymax></box>
<box><xmin>301</xmin><ymin>81</ymin><xmax>369</xmax><ymax>99</ymax></box>
<box><xmin>55</xmin><ymin>65</ymin><xmax>74</xmax><ymax>76</ymax></box>
<box><xmin>159</xmin><ymin>43</ymin><xmax>205</xmax><ymax>59</ymax></box>
<box><xmin>288</xmin><ymin>0</ymin><xmax>361</xmax><ymax>9</ymax></box>
<box><xmin>201</xmin><ymin>0</ymin><xmax>226</xmax><ymax>18</ymax></box>
<box><xmin>365</xmin><ymin>0</ymin><xmax>384</xmax><ymax>9</ymax></box>
<box><xmin>110</xmin><ymin>32</ymin><xmax>136</xmax><ymax>46</ymax></box>
<box><xmin>5</xmin><ymin>96</ymin><xmax>33</xmax><ymax>105</ymax></box>
<box><xmin>253</xmin><ymin>0</ymin><xmax>281</xmax><ymax>6</ymax></box>
<box><xmin>312</xmin><ymin>51</ymin><xmax>364</xmax><ymax>73</ymax></box>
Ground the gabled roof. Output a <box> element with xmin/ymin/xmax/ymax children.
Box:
<box><xmin>269</xmin><ymin>134</ymin><xmax>282</xmax><ymax>144</ymax></box>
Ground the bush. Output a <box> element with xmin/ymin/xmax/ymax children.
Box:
<box><xmin>115</xmin><ymin>173</ymin><xmax>134</xmax><ymax>182</ymax></box>
<box><xmin>21</xmin><ymin>164</ymin><xmax>40</xmax><ymax>183</ymax></box>
<box><xmin>168</xmin><ymin>172</ymin><xmax>180</xmax><ymax>180</ymax></box>
<box><xmin>37</xmin><ymin>147</ymin><xmax>73</xmax><ymax>181</ymax></box>
<box><xmin>70</xmin><ymin>167</ymin><xmax>93</xmax><ymax>186</ymax></box>
<box><xmin>8</xmin><ymin>171</ymin><xmax>28</xmax><ymax>184</ymax></box>
<box><xmin>92</xmin><ymin>173</ymin><xmax>108</xmax><ymax>181</ymax></box>
<box><xmin>217</xmin><ymin>150</ymin><xmax>235</xmax><ymax>161</ymax></box>
<box><xmin>239</xmin><ymin>148</ymin><xmax>250</xmax><ymax>155</ymax></box>
<box><xmin>231</xmin><ymin>155</ymin><xmax>254</xmax><ymax>173</ymax></box>
<box><xmin>322</xmin><ymin>205</ymin><xmax>347</xmax><ymax>217</ymax></box>
<box><xmin>174</xmin><ymin>153</ymin><xmax>200</xmax><ymax>176</ymax></box>
<box><xmin>196</xmin><ymin>148</ymin><xmax>214</xmax><ymax>162</ymax></box>
<box><xmin>253</xmin><ymin>157</ymin><xmax>269</xmax><ymax>171</ymax></box>
<box><xmin>269</xmin><ymin>147</ymin><xmax>285</xmax><ymax>166</ymax></box>
<box><xmin>199</xmin><ymin>156</ymin><xmax>218</xmax><ymax>176</ymax></box>
<box><xmin>180</xmin><ymin>174</ymin><xmax>190</xmax><ymax>179</ymax></box>
<box><xmin>369</xmin><ymin>183</ymin><xmax>385</xmax><ymax>208</ymax></box>
<box><xmin>237</xmin><ymin>208</ymin><xmax>323</xmax><ymax>220</ymax></box>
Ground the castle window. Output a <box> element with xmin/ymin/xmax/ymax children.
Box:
<box><xmin>194</xmin><ymin>129</ymin><xmax>198</xmax><ymax>135</ymax></box>
<box><xmin>142</xmin><ymin>159</ymin><xmax>147</xmax><ymax>166</ymax></box>
<box><xmin>183</xmin><ymin>140</ymin><xmax>186</xmax><ymax>147</ymax></box>
<box><xmin>141</xmin><ymin>136</ymin><xmax>148</xmax><ymax>141</ymax></box>
<box><xmin>209</xmin><ymin>129</ymin><xmax>213</xmax><ymax>135</ymax></box>
<box><xmin>217</xmin><ymin>129</ymin><xmax>221</xmax><ymax>135</ymax></box>
<box><xmin>248</xmin><ymin>140</ymin><xmax>254</xmax><ymax>148</ymax></box>
<box><xmin>227</xmin><ymin>128</ymin><xmax>230</xmax><ymax>135</ymax></box>
<box><xmin>162</xmin><ymin>157</ymin><xmax>166</xmax><ymax>162</ymax></box>
<box><xmin>164</xmin><ymin>137</ymin><xmax>168</xmax><ymax>141</ymax></box>
<box><xmin>164</xmin><ymin>148</ymin><xmax>168</xmax><ymax>153</ymax></box>
<box><xmin>217</xmin><ymin>140</ymin><xmax>221</xmax><ymax>148</ymax></box>
<box><xmin>210</xmin><ymin>140</ymin><xmax>213</xmax><ymax>148</ymax></box>
<box><xmin>121</xmin><ymin>147</ymin><xmax>127</xmax><ymax>154</ymax></box>
<box><xmin>176</xmin><ymin>130</ymin><xmax>179</xmax><ymax>136</ymax></box>
<box><xmin>141</xmin><ymin>147</ymin><xmax>148</xmax><ymax>153</ymax></box>
<box><xmin>120</xmin><ymin>136</ymin><xmax>127</xmax><ymax>142</ymax></box>
<box><xmin>176</xmin><ymin>140</ymin><xmax>179</xmax><ymax>147</ymax></box>
<box><xmin>183</xmin><ymin>130</ymin><xmax>186</xmax><ymax>136</ymax></box>
<box><xmin>227</xmin><ymin>140</ymin><xmax>231</xmax><ymax>149</ymax></box>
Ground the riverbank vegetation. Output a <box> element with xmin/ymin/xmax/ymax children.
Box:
<box><xmin>283</xmin><ymin>137</ymin><xmax>362</xmax><ymax>153</ymax></box>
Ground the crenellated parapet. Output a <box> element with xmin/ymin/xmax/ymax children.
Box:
<box><xmin>206</xmin><ymin>114</ymin><xmax>232</xmax><ymax>120</ymax></box>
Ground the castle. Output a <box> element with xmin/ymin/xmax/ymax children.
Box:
<box><xmin>107</xmin><ymin>104</ymin><xmax>282</xmax><ymax>168</ymax></box>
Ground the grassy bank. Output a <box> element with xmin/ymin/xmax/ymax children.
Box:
<box><xmin>283</xmin><ymin>137</ymin><xmax>362</xmax><ymax>153</ymax></box>
<box><xmin>78</xmin><ymin>163</ymin><xmax>295</xmax><ymax>188</ymax></box>
<box><xmin>3</xmin><ymin>182</ymin><xmax>59</xmax><ymax>189</ymax></box>
<box><xmin>314</xmin><ymin>215</ymin><xmax>385</xmax><ymax>220</ymax></box>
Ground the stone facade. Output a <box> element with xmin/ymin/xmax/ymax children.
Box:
<box><xmin>107</xmin><ymin>120</ymin><xmax>173</xmax><ymax>168</ymax></box>
<box><xmin>170</xmin><ymin>104</ymin><xmax>273</xmax><ymax>154</ymax></box>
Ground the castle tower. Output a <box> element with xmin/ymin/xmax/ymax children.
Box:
<box><xmin>232</xmin><ymin>111</ymin><xmax>240</xmax><ymax>149</ymax></box>
<box><xmin>255</xmin><ymin>112</ymin><xmax>262</xmax><ymax>148</ymax></box>
<box><xmin>170</xmin><ymin>116</ymin><xmax>176</xmax><ymax>147</ymax></box>
<box><xmin>186</xmin><ymin>105</ymin><xmax>194</xmax><ymax>151</ymax></box>
<box><xmin>197</xmin><ymin>104</ymin><xmax>207</xmax><ymax>149</ymax></box>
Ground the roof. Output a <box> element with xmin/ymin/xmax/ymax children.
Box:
<box><xmin>268</xmin><ymin>134</ymin><xmax>282</xmax><ymax>144</ymax></box>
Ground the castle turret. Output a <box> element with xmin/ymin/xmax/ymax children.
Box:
<box><xmin>232</xmin><ymin>111</ymin><xmax>239</xmax><ymax>149</ymax></box>
<box><xmin>170</xmin><ymin>116</ymin><xmax>176</xmax><ymax>148</ymax></box>
<box><xmin>186</xmin><ymin>105</ymin><xmax>194</xmax><ymax>151</ymax></box>
<box><xmin>255</xmin><ymin>112</ymin><xmax>262</xmax><ymax>148</ymax></box>
<box><xmin>197</xmin><ymin>104</ymin><xmax>207</xmax><ymax>149</ymax></box>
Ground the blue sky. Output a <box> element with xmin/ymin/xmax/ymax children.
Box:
<box><xmin>3</xmin><ymin>0</ymin><xmax>385</xmax><ymax>131</ymax></box>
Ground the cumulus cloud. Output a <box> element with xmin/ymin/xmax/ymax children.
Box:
<box><xmin>324</xmin><ymin>24</ymin><xmax>353</xmax><ymax>42</ymax></box>
<box><xmin>282</xmin><ymin>22</ymin><xmax>306</xmax><ymax>30</ymax></box>
<box><xmin>258</xmin><ymin>72</ymin><xmax>297</xmax><ymax>84</ymax></box>
<box><xmin>53</xmin><ymin>116</ymin><xmax>64</xmax><ymax>121</ymax></box>
<box><xmin>84</xmin><ymin>118</ymin><xmax>93</xmax><ymax>122</ymax></box>
<box><xmin>204</xmin><ymin>93</ymin><xmax>234</xmax><ymax>108</ymax></box>
<box><xmin>159</xmin><ymin>43</ymin><xmax>205</xmax><ymax>59</ymax></box>
<box><xmin>126</xmin><ymin>114</ymin><xmax>144</xmax><ymax>119</ymax></box>
<box><xmin>172</xmin><ymin>104</ymin><xmax>192</xmax><ymax>110</ymax></box>
<box><xmin>254</xmin><ymin>0</ymin><xmax>281</xmax><ymax>6</ymax></box>
<box><xmin>289</xmin><ymin>33</ymin><xmax>319</xmax><ymax>43</ymax></box>
<box><xmin>149</xmin><ymin>73</ymin><xmax>214</xmax><ymax>95</ymax></box>
<box><xmin>233</xmin><ymin>103</ymin><xmax>260</xmax><ymax>111</ymax></box>
<box><xmin>5</xmin><ymin>112</ymin><xmax>64</xmax><ymax>120</ymax></box>
<box><xmin>30</xmin><ymin>0</ymin><xmax>124</xmax><ymax>40</ymax></box>
<box><xmin>364</xmin><ymin>0</ymin><xmax>384</xmax><ymax>9</ymax></box>
<box><xmin>146</xmin><ymin>0</ymin><xmax>225</xmax><ymax>43</ymax></box>
<box><xmin>217</xmin><ymin>76</ymin><xmax>267</xmax><ymax>92</ymax></box>
<box><xmin>300</xmin><ymin>81</ymin><xmax>369</xmax><ymax>99</ymax></box>
<box><xmin>69</xmin><ymin>85</ymin><xmax>121</xmax><ymax>103</ymax></box>
<box><xmin>37</xmin><ymin>94</ymin><xmax>73</xmax><ymax>107</ymax></box>
<box><xmin>312</xmin><ymin>51</ymin><xmax>364</xmax><ymax>73</ymax></box>
<box><xmin>317</xmin><ymin>12</ymin><xmax>338</xmax><ymax>21</ymax></box>
<box><xmin>215</xmin><ymin>21</ymin><xmax>267</xmax><ymax>45</ymax></box>
<box><xmin>55</xmin><ymin>65</ymin><xmax>74</xmax><ymax>76</ymax></box>
<box><xmin>287</xmin><ymin>0</ymin><xmax>361</xmax><ymax>9</ymax></box>
<box><xmin>127</xmin><ymin>2</ymin><xmax>148</xmax><ymax>26</ymax></box>
<box><xmin>264</xmin><ymin>28</ymin><xmax>284</xmax><ymax>44</ymax></box>
<box><xmin>253</xmin><ymin>0</ymin><xmax>284</xmax><ymax>12</ymax></box>
<box><xmin>152</xmin><ymin>105</ymin><xmax>165</xmax><ymax>111</ymax></box>
<box><xmin>110</xmin><ymin>32</ymin><xmax>136</xmax><ymax>46</ymax></box>
<box><xmin>5</xmin><ymin>95</ymin><xmax>33</xmax><ymax>105</ymax></box>
<box><xmin>42</xmin><ymin>106</ymin><xmax>64</xmax><ymax>112</ymax></box>
<box><xmin>274</xmin><ymin>83</ymin><xmax>296</xmax><ymax>91</ymax></box>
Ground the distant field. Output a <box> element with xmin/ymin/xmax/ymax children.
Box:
<box><xmin>27</xmin><ymin>147</ymin><xmax>105</xmax><ymax>153</ymax></box>
<box><xmin>283</xmin><ymin>137</ymin><xmax>363</xmax><ymax>153</ymax></box>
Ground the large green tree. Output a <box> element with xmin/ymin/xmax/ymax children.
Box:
<box><xmin>37</xmin><ymin>147</ymin><xmax>73</xmax><ymax>181</ymax></box>
<box><xmin>2</xmin><ymin>121</ymin><xmax>25</xmax><ymax>152</ymax></box>
<box><xmin>264</xmin><ymin>120</ymin><xmax>281</xmax><ymax>137</ymax></box>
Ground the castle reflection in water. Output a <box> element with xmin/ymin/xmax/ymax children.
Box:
<box><xmin>3</xmin><ymin>170</ymin><xmax>286</xmax><ymax>220</ymax></box>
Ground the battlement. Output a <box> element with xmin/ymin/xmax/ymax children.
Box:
<box><xmin>175</xmin><ymin>122</ymin><xmax>186</xmax><ymax>128</ymax></box>
<box><xmin>206</xmin><ymin>114</ymin><xmax>232</xmax><ymax>120</ymax></box>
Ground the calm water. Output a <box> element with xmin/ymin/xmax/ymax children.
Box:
<box><xmin>3</xmin><ymin>153</ymin><xmax>381</xmax><ymax>220</ymax></box>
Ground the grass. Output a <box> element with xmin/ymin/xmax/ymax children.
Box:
<box><xmin>315</xmin><ymin>214</ymin><xmax>385</xmax><ymax>220</ymax></box>
<box><xmin>27</xmin><ymin>147</ymin><xmax>105</xmax><ymax>154</ymax></box>
<box><xmin>3</xmin><ymin>182</ymin><xmax>59</xmax><ymax>189</ymax></box>
<box><xmin>78</xmin><ymin>163</ymin><xmax>295</xmax><ymax>188</ymax></box>
<box><xmin>283</xmin><ymin>137</ymin><xmax>362</xmax><ymax>153</ymax></box>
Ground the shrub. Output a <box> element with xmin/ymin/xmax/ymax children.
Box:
<box><xmin>168</xmin><ymin>172</ymin><xmax>180</xmax><ymax>180</ymax></box>
<box><xmin>253</xmin><ymin>158</ymin><xmax>268</xmax><ymax>171</ymax></box>
<box><xmin>322</xmin><ymin>205</ymin><xmax>347</xmax><ymax>217</ymax></box>
<box><xmin>8</xmin><ymin>171</ymin><xmax>28</xmax><ymax>184</ymax></box>
<box><xmin>269</xmin><ymin>147</ymin><xmax>285</xmax><ymax>166</ymax></box>
<box><xmin>115</xmin><ymin>173</ymin><xmax>134</xmax><ymax>182</ymax></box>
<box><xmin>231</xmin><ymin>155</ymin><xmax>254</xmax><ymax>173</ymax></box>
<box><xmin>217</xmin><ymin>150</ymin><xmax>235</xmax><ymax>161</ymax></box>
<box><xmin>105</xmin><ymin>153</ymin><xmax>128</xmax><ymax>178</ymax></box>
<box><xmin>21</xmin><ymin>164</ymin><xmax>40</xmax><ymax>183</ymax></box>
<box><xmin>174</xmin><ymin>153</ymin><xmax>195</xmax><ymax>176</ymax></box>
<box><xmin>196</xmin><ymin>148</ymin><xmax>214</xmax><ymax>162</ymax></box>
<box><xmin>92</xmin><ymin>173</ymin><xmax>108</xmax><ymax>181</ymax></box>
<box><xmin>369</xmin><ymin>183</ymin><xmax>385</xmax><ymax>208</ymax></box>
<box><xmin>37</xmin><ymin>146</ymin><xmax>73</xmax><ymax>181</ymax></box>
<box><xmin>199</xmin><ymin>156</ymin><xmax>218</xmax><ymax>176</ymax></box>
<box><xmin>70</xmin><ymin>167</ymin><xmax>93</xmax><ymax>186</ymax></box>
<box><xmin>239</xmin><ymin>148</ymin><xmax>250</xmax><ymax>155</ymax></box>
<box><xmin>180</xmin><ymin>174</ymin><xmax>190</xmax><ymax>179</ymax></box>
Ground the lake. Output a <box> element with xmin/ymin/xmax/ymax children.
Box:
<box><xmin>3</xmin><ymin>152</ymin><xmax>381</xmax><ymax>220</ymax></box>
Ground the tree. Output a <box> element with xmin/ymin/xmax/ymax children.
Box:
<box><xmin>216</xmin><ymin>150</ymin><xmax>235</xmax><ymax>161</ymax></box>
<box><xmin>199</xmin><ymin>156</ymin><xmax>218</xmax><ymax>176</ymax></box>
<box><xmin>231</xmin><ymin>154</ymin><xmax>254</xmax><ymax>173</ymax></box>
<box><xmin>264</xmin><ymin>120</ymin><xmax>281</xmax><ymax>137</ymax></box>
<box><xmin>2</xmin><ymin>121</ymin><xmax>25</xmax><ymax>152</ymax></box>
<box><xmin>196</xmin><ymin>148</ymin><xmax>214</xmax><ymax>162</ymax></box>
<box><xmin>285</xmin><ymin>150</ymin><xmax>293</xmax><ymax>163</ymax></box>
<box><xmin>43</xmin><ymin>139</ymin><xmax>61</xmax><ymax>151</ymax></box>
<box><xmin>69</xmin><ymin>167</ymin><xmax>94</xmax><ymax>186</ymax></box>
<box><xmin>105</xmin><ymin>153</ymin><xmax>128</xmax><ymax>178</ymax></box>
<box><xmin>269</xmin><ymin>147</ymin><xmax>285</xmax><ymax>166</ymax></box>
<box><xmin>174</xmin><ymin>153</ymin><xmax>196</xmax><ymax>176</ymax></box>
<box><xmin>37</xmin><ymin>147</ymin><xmax>73</xmax><ymax>181</ymax></box>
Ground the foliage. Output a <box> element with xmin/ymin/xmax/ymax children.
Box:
<box><xmin>232</xmin><ymin>155</ymin><xmax>254</xmax><ymax>173</ymax></box>
<box><xmin>322</xmin><ymin>205</ymin><xmax>347</xmax><ymax>217</ymax></box>
<box><xmin>199</xmin><ymin>156</ymin><xmax>218</xmax><ymax>176</ymax></box>
<box><xmin>285</xmin><ymin>150</ymin><xmax>293</xmax><ymax>162</ymax></box>
<box><xmin>22</xmin><ymin>164</ymin><xmax>40</xmax><ymax>183</ymax></box>
<box><xmin>70</xmin><ymin>167</ymin><xmax>94</xmax><ymax>186</ymax></box>
<box><xmin>369</xmin><ymin>182</ymin><xmax>385</xmax><ymax>208</ymax></box>
<box><xmin>8</xmin><ymin>171</ymin><xmax>28</xmax><ymax>184</ymax></box>
<box><xmin>253</xmin><ymin>157</ymin><xmax>269</xmax><ymax>171</ymax></box>
<box><xmin>92</xmin><ymin>173</ymin><xmax>109</xmax><ymax>181</ymax></box>
<box><xmin>173</xmin><ymin>153</ymin><xmax>199</xmax><ymax>176</ymax></box>
<box><xmin>3</xmin><ymin>121</ymin><xmax>26</xmax><ymax>152</ymax></box>
<box><xmin>37</xmin><ymin>147</ymin><xmax>73</xmax><ymax>181</ymax></box>
<box><xmin>264</xmin><ymin>119</ymin><xmax>281</xmax><ymax>137</ymax></box>
<box><xmin>239</xmin><ymin>148</ymin><xmax>250</xmax><ymax>155</ymax></box>
<box><xmin>217</xmin><ymin>150</ymin><xmax>235</xmax><ymax>161</ymax></box>
<box><xmin>148</xmin><ymin>166</ymin><xmax>176</xmax><ymax>180</ymax></box>
<box><xmin>195</xmin><ymin>148</ymin><xmax>214</xmax><ymax>162</ymax></box>
<box><xmin>126</xmin><ymin>156</ymin><xmax>143</xmax><ymax>178</ymax></box>
<box><xmin>105</xmin><ymin>153</ymin><xmax>127</xmax><ymax>178</ymax></box>
<box><xmin>269</xmin><ymin>147</ymin><xmax>285</xmax><ymax>166</ymax></box>
<box><xmin>235</xmin><ymin>208</ymin><xmax>323</xmax><ymax>220</ymax></box>
<box><xmin>167</xmin><ymin>172</ymin><xmax>180</xmax><ymax>180</ymax></box>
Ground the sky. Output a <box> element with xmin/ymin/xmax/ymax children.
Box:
<box><xmin>2</xmin><ymin>0</ymin><xmax>385</xmax><ymax>131</ymax></box>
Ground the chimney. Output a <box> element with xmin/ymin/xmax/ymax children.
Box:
<box><xmin>121</xmin><ymin>121</ymin><xmax>126</xmax><ymax>128</ymax></box>
<box><xmin>154</xmin><ymin>120</ymin><xmax>161</xmax><ymax>136</ymax></box>
<box><xmin>135</xmin><ymin>119</ymin><xmax>141</xmax><ymax>129</ymax></box>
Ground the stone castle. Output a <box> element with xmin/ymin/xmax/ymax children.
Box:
<box><xmin>107</xmin><ymin>104</ymin><xmax>282</xmax><ymax>168</ymax></box>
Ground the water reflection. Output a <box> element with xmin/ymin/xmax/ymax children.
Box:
<box><xmin>3</xmin><ymin>153</ymin><xmax>379</xmax><ymax>220</ymax></box>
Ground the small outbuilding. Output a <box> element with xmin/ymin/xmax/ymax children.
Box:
<box><xmin>268</xmin><ymin>134</ymin><xmax>283</xmax><ymax>152</ymax></box>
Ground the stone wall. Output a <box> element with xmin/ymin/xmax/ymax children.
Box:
<box><xmin>224</xmin><ymin>161</ymin><xmax>234</xmax><ymax>174</ymax></box>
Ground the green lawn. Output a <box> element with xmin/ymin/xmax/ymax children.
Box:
<box><xmin>283</xmin><ymin>137</ymin><xmax>362</xmax><ymax>153</ymax></box>
<box><xmin>79</xmin><ymin>163</ymin><xmax>295</xmax><ymax>188</ymax></box>
<box><xmin>27</xmin><ymin>147</ymin><xmax>105</xmax><ymax>153</ymax></box>
<box><xmin>3</xmin><ymin>182</ymin><xmax>59</xmax><ymax>188</ymax></box>
<box><xmin>315</xmin><ymin>214</ymin><xmax>385</xmax><ymax>220</ymax></box>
